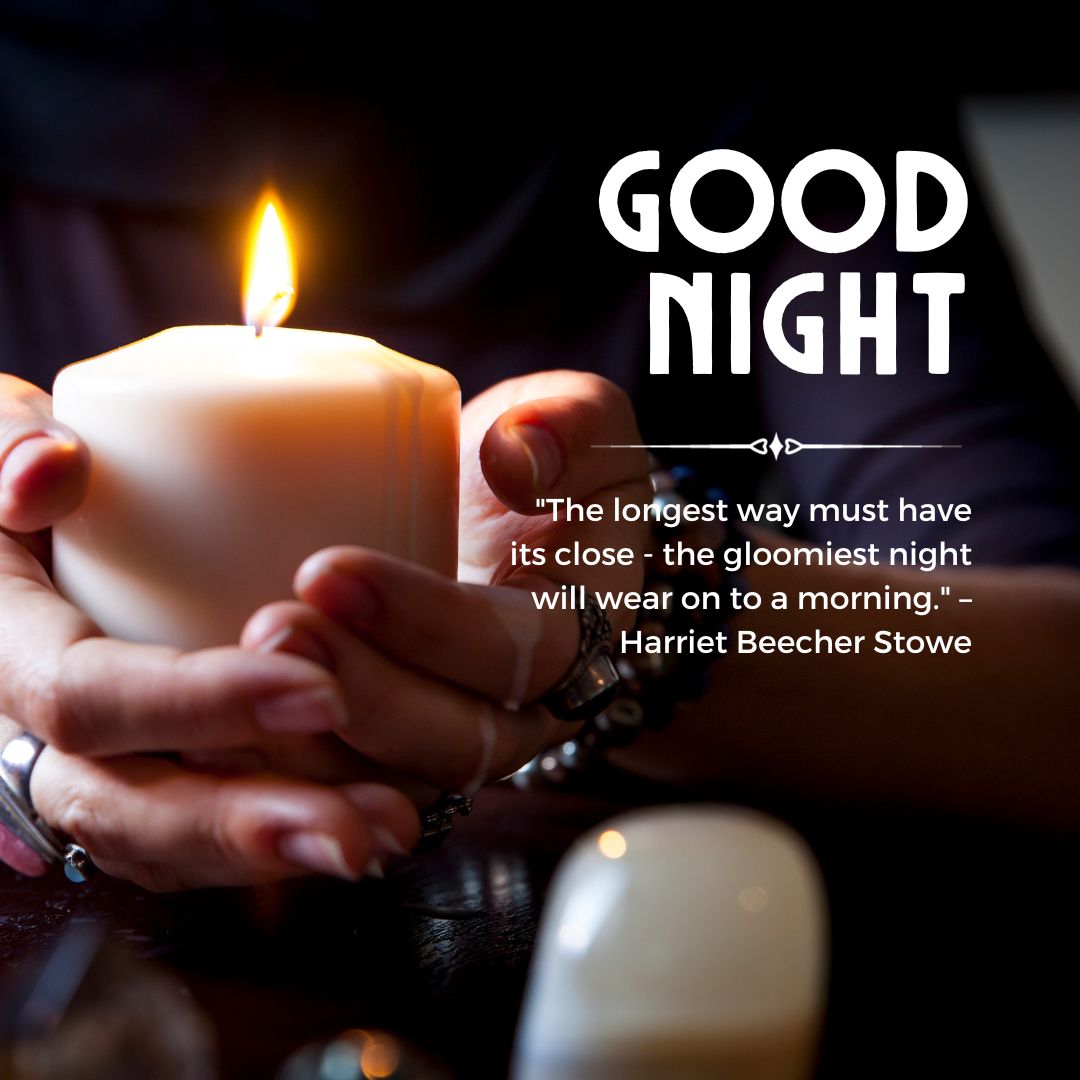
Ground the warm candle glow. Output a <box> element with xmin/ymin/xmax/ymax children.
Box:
<box><xmin>244</xmin><ymin>195</ymin><xmax>296</xmax><ymax>334</ymax></box>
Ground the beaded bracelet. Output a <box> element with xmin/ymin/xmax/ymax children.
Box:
<box><xmin>512</xmin><ymin>464</ymin><xmax>745</xmax><ymax>790</ymax></box>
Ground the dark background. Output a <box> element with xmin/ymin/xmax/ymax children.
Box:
<box><xmin>1</xmin><ymin>13</ymin><xmax>1078</xmax><ymax>1076</ymax></box>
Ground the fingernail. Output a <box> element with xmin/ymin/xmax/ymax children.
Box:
<box><xmin>370</xmin><ymin>825</ymin><xmax>409</xmax><ymax>857</ymax></box>
<box><xmin>509</xmin><ymin>423</ymin><xmax>563</xmax><ymax>492</ymax></box>
<box><xmin>307</xmin><ymin>565</ymin><xmax>380</xmax><ymax>627</ymax></box>
<box><xmin>0</xmin><ymin>434</ymin><xmax>59</xmax><ymax>494</ymax></box>
<box><xmin>0</xmin><ymin>826</ymin><xmax>50</xmax><ymax>877</ymax></box>
<box><xmin>365</xmin><ymin>857</ymin><xmax>387</xmax><ymax>879</ymax></box>
<box><xmin>278</xmin><ymin>831</ymin><xmax>358</xmax><ymax>880</ymax></box>
<box><xmin>256</xmin><ymin>625</ymin><xmax>336</xmax><ymax>671</ymax></box>
<box><xmin>256</xmin><ymin>685</ymin><xmax>346</xmax><ymax>733</ymax></box>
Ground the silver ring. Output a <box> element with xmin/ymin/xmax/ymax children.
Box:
<box><xmin>0</xmin><ymin>731</ymin><xmax>45</xmax><ymax>805</ymax></box>
<box><xmin>541</xmin><ymin>591</ymin><xmax>620</xmax><ymax>721</ymax></box>
<box><xmin>0</xmin><ymin>731</ymin><xmax>94</xmax><ymax>883</ymax></box>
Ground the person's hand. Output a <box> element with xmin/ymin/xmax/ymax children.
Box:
<box><xmin>0</xmin><ymin>375</ymin><xmax>418</xmax><ymax>888</ymax></box>
<box><xmin>243</xmin><ymin>371</ymin><xmax>651</xmax><ymax>791</ymax></box>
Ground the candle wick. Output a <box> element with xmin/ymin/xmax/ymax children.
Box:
<box><xmin>249</xmin><ymin>288</ymin><xmax>294</xmax><ymax>338</ymax></box>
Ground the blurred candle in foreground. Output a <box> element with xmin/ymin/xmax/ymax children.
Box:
<box><xmin>513</xmin><ymin>806</ymin><xmax>828</xmax><ymax>1080</ymax></box>
<box><xmin>52</xmin><ymin>195</ymin><xmax>459</xmax><ymax>650</ymax></box>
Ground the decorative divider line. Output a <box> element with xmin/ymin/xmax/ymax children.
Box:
<box><xmin>595</xmin><ymin>435</ymin><xmax>962</xmax><ymax>460</ymax></box>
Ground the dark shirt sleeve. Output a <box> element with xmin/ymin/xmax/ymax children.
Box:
<box><xmin>747</xmin><ymin>96</ymin><xmax>1080</xmax><ymax>567</ymax></box>
<box><xmin>599</xmin><ymin>89</ymin><xmax>1080</xmax><ymax>568</ymax></box>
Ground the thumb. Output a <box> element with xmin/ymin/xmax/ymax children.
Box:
<box><xmin>0</xmin><ymin>375</ymin><xmax>89</xmax><ymax>534</ymax></box>
<box><xmin>478</xmin><ymin>374</ymin><xmax>648</xmax><ymax>515</ymax></box>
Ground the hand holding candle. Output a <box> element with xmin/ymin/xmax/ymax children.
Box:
<box><xmin>0</xmin><ymin>193</ymin><xmax>652</xmax><ymax>888</ymax></box>
<box><xmin>0</xmin><ymin>194</ymin><xmax>465</xmax><ymax>887</ymax></box>
<box><xmin>243</xmin><ymin>368</ymin><xmax>651</xmax><ymax>793</ymax></box>
<box><xmin>0</xmin><ymin>380</ymin><xmax>420</xmax><ymax>886</ymax></box>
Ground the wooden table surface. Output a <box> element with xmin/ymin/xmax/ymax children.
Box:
<box><xmin>2</xmin><ymin>782</ymin><xmax>1078</xmax><ymax>1078</ymax></box>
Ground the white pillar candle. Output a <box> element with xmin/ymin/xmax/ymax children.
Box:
<box><xmin>51</xmin><ymin>325</ymin><xmax>458</xmax><ymax>650</ymax></box>
<box><xmin>50</xmin><ymin>319</ymin><xmax>460</xmax><ymax>649</ymax></box>
<box><xmin>513</xmin><ymin>806</ymin><xmax>828</xmax><ymax>1080</ymax></box>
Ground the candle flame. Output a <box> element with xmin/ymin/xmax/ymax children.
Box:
<box><xmin>244</xmin><ymin>195</ymin><xmax>296</xmax><ymax>334</ymax></box>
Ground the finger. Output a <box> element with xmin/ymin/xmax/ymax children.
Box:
<box><xmin>0</xmin><ymin>528</ymin><xmax>349</xmax><ymax>755</ymax></box>
<box><xmin>0</xmin><ymin>375</ymin><xmax>89</xmax><ymax>534</ymax></box>
<box><xmin>478</xmin><ymin>372</ymin><xmax>648</xmax><ymax>513</ymax></box>
<box><xmin>30</xmin><ymin>748</ymin><xmax>418</xmax><ymax>891</ymax></box>
<box><xmin>336</xmin><ymin>781</ymin><xmax>421</xmax><ymax>857</ymax></box>
<box><xmin>243</xmin><ymin>602</ymin><xmax>556</xmax><ymax>791</ymax></box>
<box><xmin>264</xmin><ymin>549</ymin><xmax>576</xmax><ymax>706</ymax></box>
<box><xmin>0</xmin><ymin>823</ymin><xmax>49</xmax><ymax>877</ymax></box>
<box><xmin>180</xmin><ymin>735</ymin><xmax>439</xmax><ymax>808</ymax></box>
<box><xmin>38</xmin><ymin>638</ymin><xmax>348</xmax><ymax>755</ymax></box>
